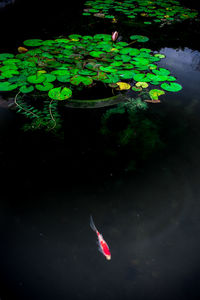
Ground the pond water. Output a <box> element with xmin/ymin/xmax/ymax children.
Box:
<box><xmin>1</xmin><ymin>1</ymin><xmax>200</xmax><ymax>300</ymax></box>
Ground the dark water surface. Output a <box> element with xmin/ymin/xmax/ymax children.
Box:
<box><xmin>1</xmin><ymin>1</ymin><xmax>200</xmax><ymax>300</ymax></box>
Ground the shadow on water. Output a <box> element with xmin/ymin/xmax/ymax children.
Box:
<box><xmin>1</xmin><ymin>1</ymin><xmax>200</xmax><ymax>300</ymax></box>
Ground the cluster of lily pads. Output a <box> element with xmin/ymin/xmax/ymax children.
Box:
<box><xmin>0</xmin><ymin>33</ymin><xmax>182</xmax><ymax>103</ymax></box>
<box><xmin>83</xmin><ymin>0</ymin><xmax>198</xmax><ymax>25</ymax></box>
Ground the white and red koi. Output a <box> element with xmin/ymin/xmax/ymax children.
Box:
<box><xmin>90</xmin><ymin>215</ymin><xmax>111</xmax><ymax>260</ymax></box>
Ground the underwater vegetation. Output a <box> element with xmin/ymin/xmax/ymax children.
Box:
<box><xmin>101</xmin><ymin>97</ymin><xmax>164</xmax><ymax>170</ymax></box>
<box><xmin>83</xmin><ymin>0</ymin><xmax>199</xmax><ymax>26</ymax></box>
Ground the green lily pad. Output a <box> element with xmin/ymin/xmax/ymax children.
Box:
<box><xmin>132</xmin><ymin>86</ymin><xmax>142</xmax><ymax>92</ymax></box>
<box><xmin>152</xmin><ymin>68</ymin><xmax>170</xmax><ymax>76</ymax></box>
<box><xmin>117</xmin><ymin>70</ymin><xmax>136</xmax><ymax>79</ymax></box>
<box><xmin>43</xmin><ymin>74</ymin><xmax>57</xmax><ymax>83</ymax></box>
<box><xmin>160</xmin><ymin>82</ymin><xmax>182</xmax><ymax>92</ymax></box>
<box><xmin>120</xmin><ymin>48</ymin><xmax>140</xmax><ymax>56</ymax></box>
<box><xmin>23</xmin><ymin>39</ymin><xmax>43</xmax><ymax>47</ymax></box>
<box><xmin>130</xmin><ymin>35</ymin><xmax>149</xmax><ymax>42</ymax></box>
<box><xmin>133</xmin><ymin>73</ymin><xmax>151</xmax><ymax>82</ymax></box>
<box><xmin>0</xmin><ymin>53</ymin><xmax>14</xmax><ymax>61</ymax></box>
<box><xmin>19</xmin><ymin>85</ymin><xmax>34</xmax><ymax>93</ymax></box>
<box><xmin>1</xmin><ymin>70</ymin><xmax>20</xmax><ymax>78</ymax></box>
<box><xmin>0</xmin><ymin>81</ymin><xmax>18</xmax><ymax>91</ymax></box>
<box><xmin>35</xmin><ymin>82</ymin><xmax>54</xmax><ymax>91</ymax></box>
<box><xmin>0</xmin><ymin>64</ymin><xmax>18</xmax><ymax>71</ymax></box>
<box><xmin>27</xmin><ymin>75</ymin><xmax>46</xmax><ymax>84</ymax></box>
<box><xmin>51</xmin><ymin>69</ymin><xmax>70</xmax><ymax>76</ymax></box>
<box><xmin>99</xmin><ymin>66</ymin><xmax>117</xmax><ymax>73</ymax></box>
<box><xmin>90</xmin><ymin>51</ymin><xmax>104</xmax><ymax>58</ymax></box>
<box><xmin>68</xmin><ymin>34</ymin><xmax>82</xmax><ymax>40</ymax></box>
<box><xmin>154</xmin><ymin>53</ymin><xmax>166</xmax><ymax>59</ymax></box>
<box><xmin>57</xmin><ymin>74</ymin><xmax>71</xmax><ymax>83</ymax></box>
<box><xmin>48</xmin><ymin>87</ymin><xmax>72</xmax><ymax>100</ymax></box>
<box><xmin>93</xmin><ymin>34</ymin><xmax>111</xmax><ymax>41</ymax></box>
<box><xmin>78</xmin><ymin>69</ymin><xmax>97</xmax><ymax>76</ymax></box>
<box><xmin>3</xmin><ymin>59</ymin><xmax>21</xmax><ymax>65</ymax></box>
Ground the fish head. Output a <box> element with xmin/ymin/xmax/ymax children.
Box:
<box><xmin>106</xmin><ymin>254</ymin><xmax>111</xmax><ymax>260</ymax></box>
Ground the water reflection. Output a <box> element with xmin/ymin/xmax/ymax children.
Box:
<box><xmin>0</xmin><ymin>0</ymin><xmax>15</xmax><ymax>9</ymax></box>
<box><xmin>1</xmin><ymin>10</ymin><xmax>200</xmax><ymax>300</ymax></box>
<box><xmin>148</xmin><ymin>47</ymin><xmax>200</xmax><ymax>111</ymax></box>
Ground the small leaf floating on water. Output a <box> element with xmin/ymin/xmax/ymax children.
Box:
<box><xmin>18</xmin><ymin>47</ymin><xmax>28</xmax><ymax>54</ymax></box>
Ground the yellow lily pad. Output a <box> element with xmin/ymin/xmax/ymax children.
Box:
<box><xmin>135</xmin><ymin>81</ymin><xmax>149</xmax><ymax>88</ymax></box>
<box><xmin>116</xmin><ymin>82</ymin><xmax>131</xmax><ymax>90</ymax></box>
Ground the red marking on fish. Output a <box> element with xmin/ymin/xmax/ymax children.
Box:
<box><xmin>90</xmin><ymin>215</ymin><xmax>111</xmax><ymax>260</ymax></box>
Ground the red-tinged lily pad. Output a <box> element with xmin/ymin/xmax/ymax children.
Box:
<box><xmin>48</xmin><ymin>87</ymin><xmax>72</xmax><ymax>100</ymax></box>
<box><xmin>70</xmin><ymin>75</ymin><xmax>93</xmax><ymax>85</ymax></box>
<box><xmin>160</xmin><ymin>82</ymin><xmax>182</xmax><ymax>92</ymax></box>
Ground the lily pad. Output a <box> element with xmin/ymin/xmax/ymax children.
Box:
<box><xmin>51</xmin><ymin>70</ymin><xmax>70</xmax><ymax>76</ymax></box>
<box><xmin>19</xmin><ymin>85</ymin><xmax>34</xmax><ymax>93</ymax></box>
<box><xmin>152</xmin><ymin>68</ymin><xmax>170</xmax><ymax>76</ymax></box>
<box><xmin>43</xmin><ymin>74</ymin><xmax>57</xmax><ymax>82</ymax></box>
<box><xmin>57</xmin><ymin>74</ymin><xmax>71</xmax><ymax>83</ymax></box>
<box><xmin>1</xmin><ymin>70</ymin><xmax>20</xmax><ymax>78</ymax></box>
<box><xmin>149</xmin><ymin>89</ymin><xmax>165</xmax><ymax>100</ymax></box>
<box><xmin>130</xmin><ymin>35</ymin><xmax>149</xmax><ymax>42</ymax></box>
<box><xmin>99</xmin><ymin>66</ymin><xmax>117</xmax><ymax>73</ymax></box>
<box><xmin>0</xmin><ymin>53</ymin><xmax>14</xmax><ymax>61</ymax></box>
<box><xmin>70</xmin><ymin>75</ymin><xmax>93</xmax><ymax>85</ymax></box>
<box><xmin>27</xmin><ymin>75</ymin><xmax>46</xmax><ymax>84</ymax></box>
<box><xmin>90</xmin><ymin>51</ymin><xmax>104</xmax><ymax>58</ymax></box>
<box><xmin>23</xmin><ymin>39</ymin><xmax>43</xmax><ymax>47</ymax></box>
<box><xmin>35</xmin><ymin>82</ymin><xmax>54</xmax><ymax>91</ymax></box>
<box><xmin>0</xmin><ymin>81</ymin><xmax>18</xmax><ymax>91</ymax></box>
<box><xmin>160</xmin><ymin>82</ymin><xmax>182</xmax><ymax>92</ymax></box>
<box><xmin>120</xmin><ymin>48</ymin><xmax>140</xmax><ymax>56</ymax></box>
<box><xmin>116</xmin><ymin>82</ymin><xmax>131</xmax><ymax>90</ymax></box>
<box><xmin>135</xmin><ymin>82</ymin><xmax>149</xmax><ymax>88</ymax></box>
<box><xmin>48</xmin><ymin>87</ymin><xmax>72</xmax><ymax>100</ymax></box>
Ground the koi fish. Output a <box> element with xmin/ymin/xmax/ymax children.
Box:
<box><xmin>90</xmin><ymin>215</ymin><xmax>111</xmax><ymax>260</ymax></box>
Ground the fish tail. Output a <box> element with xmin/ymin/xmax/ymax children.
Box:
<box><xmin>90</xmin><ymin>215</ymin><xmax>97</xmax><ymax>232</ymax></box>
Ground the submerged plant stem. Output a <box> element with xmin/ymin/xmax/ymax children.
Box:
<box><xmin>14</xmin><ymin>91</ymin><xmax>39</xmax><ymax>118</ymax></box>
<box><xmin>49</xmin><ymin>99</ymin><xmax>56</xmax><ymax>130</ymax></box>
